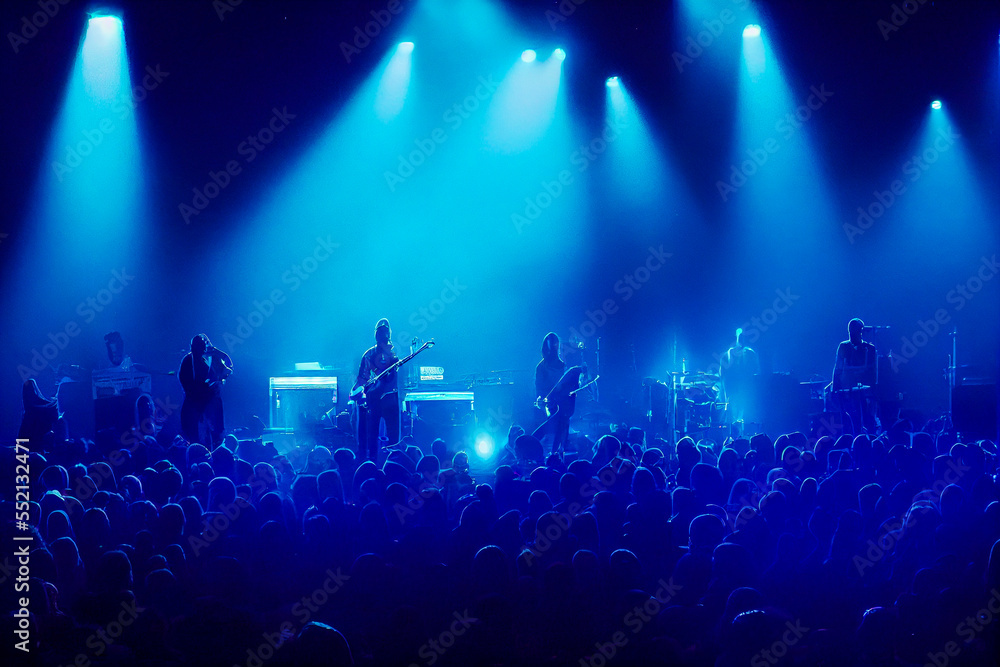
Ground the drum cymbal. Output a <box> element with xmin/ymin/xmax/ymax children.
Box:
<box><xmin>683</xmin><ymin>379</ymin><xmax>719</xmax><ymax>388</ymax></box>
<box><xmin>683</xmin><ymin>373</ymin><xmax>720</xmax><ymax>382</ymax></box>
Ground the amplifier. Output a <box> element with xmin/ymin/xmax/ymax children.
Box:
<box><xmin>269</xmin><ymin>376</ymin><xmax>338</xmax><ymax>430</ymax></box>
<box><xmin>403</xmin><ymin>391</ymin><xmax>474</xmax><ymax>426</ymax></box>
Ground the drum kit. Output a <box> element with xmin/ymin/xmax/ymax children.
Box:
<box><xmin>642</xmin><ymin>371</ymin><xmax>730</xmax><ymax>442</ymax></box>
<box><xmin>675</xmin><ymin>372</ymin><xmax>728</xmax><ymax>435</ymax></box>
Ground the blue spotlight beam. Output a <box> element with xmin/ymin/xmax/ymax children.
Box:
<box><xmin>485</xmin><ymin>52</ymin><xmax>564</xmax><ymax>154</ymax></box>
<box><xmin>374</xmin><ymin>42</ymin><xmax>414</xmax><ymax>122</ymax></box>
<box><xmin>742</xmin><ymin>24</ymin><xmax>766</xmax><ymax>80</ymax></box>
<box><xmin>37</xmin><ymin>12</ymin><xmax>144</xmax><ymax>262</ymax></box>
<box><xmin>82</xmin><ymin>15</ymin><xmax>126</xmax><ymax>102</ymax></box>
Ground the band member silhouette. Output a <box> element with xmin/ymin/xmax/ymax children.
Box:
<box><xmin>831</xmin><ymin>318</ymin><xmax>878</xmax><ymax>434</ymax></box>
<box><xmin>720</xmin><ymin>327</ymin><xmax>760</xmax><ymax>424</ymax></box>
<box><xmin>179</xmin><ymin>334</ymin><xmax>232</xmax><ymax>447</ymax></box>
<box><xmin>534</xmin><ymin>332</ymin><xmax>582</xmax><ymax>455</ymax></box>
<box><xmin>353</xmin><ymin>318</ymin><xmax>400</xmax><ymax>461</ymax></box>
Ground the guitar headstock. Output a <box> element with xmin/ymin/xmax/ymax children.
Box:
<box><xmin>422</xmin><ymin>339</ymin><xmax>436</xmax><ymax>350</ymax></box>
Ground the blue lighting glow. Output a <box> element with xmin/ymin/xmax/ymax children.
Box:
<box><xmin>82</xmin><ymin>14</ymin><xmax>126</xmax><ymax>102</ymax></box>
<box><xmin>931</xmin><ymin>100</ymin><xmax>942</xmax><ymax>110</ymax></box>
<box><xmin>374</xmin><ymin>41</ymin><xmax>414</xmax><ymax>122</ymax></box>
<box><xmin>742</xmin><ymin>24</ymin><xmax>766</xmax><ymax>80</ymax></box>
<box><xmin>474</xmin><ymin>432</ymin><xmax>496</xmax><ymax>459</ymax></box>
<box><xmin>485</xmin><ymin>50</ymin><xmax>565</xmax><ymax>153</ymax></box>
<box><xmin>552</xmin><ymin>48</ymin><xmax>566</xmax><ymax>61</ymax></box>
<box><xmin>521</xmin><ymin>49</ymin><xmax>536</xmax><ymax>63</ymax></box>
<box><xmin>16</xmin><ymin>8</ymin><xmax>145</xmax><ymax>306</ymax></box>
<box><xmin>606</xmin><ymin>76</ymin><xmax>620</xmax><ymax>87</ymax></box>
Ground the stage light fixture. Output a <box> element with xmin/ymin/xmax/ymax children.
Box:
<box><xmin>743</xmin><ymin>24</ymin><xmax>761</xmax><ymax>38</ymax></box>
<box><xmin>931</xmin><ymin>100</ymin><xmax>942</xmax><ymax>110</ymax></box>
<box><xmin>552</xmin><ymin>48</ymin><xmax>566</xmax><ymax>61</ymax></box>
<box><xmin>606</xmin><ymin>76</ymin><xmax>620</xmax><ymax>87</ymax></box>
<box><xmin>399</xmin><ymin>41</ymin><xmax>414</xmax><ymax>53</ymax></box>
<box><xmin>521</xmin><ymin>49</ymin><xmax>536</xmax><ymax>63</ymax></box>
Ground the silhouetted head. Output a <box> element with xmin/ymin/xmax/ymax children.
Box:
<box><xmin>104</xmin><ymin>331</ymin><xmax>124</xmax><ymax>366</ymax></box>
<box><xmin>191</xmin><ymin>334</ymin><xmax>210</xmax><ymax>355</ymax></box>
<box><xmin>541</xmin><ymin>332</ymin><xmax>560</xmax><ymax>361</ymax></box>
<box><xmin>374</xmin><ymin>318</ymin><xmax>391</xmax><ymax>346</ymax></box>
<box><xmin>848</xmin><ymin>318</ymin><xmax>864</xmax><ymax>344</ymax></box>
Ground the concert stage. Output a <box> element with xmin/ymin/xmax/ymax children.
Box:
<box><xmin>1</xmin><ymin>1</ymin><xmax>999</xmax><ymax>665</ymax></box>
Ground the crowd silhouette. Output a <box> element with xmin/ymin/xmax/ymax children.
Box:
<box><xmin>5</xmin><ymin>387</ymin><xmax>1000</xmax><ymax>667</ymax></box>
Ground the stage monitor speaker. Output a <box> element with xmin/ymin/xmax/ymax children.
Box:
<box><xmin>269</xmin><ymin>376</ymin><xmax>337</xmax><ymax>431</ymax></box>
<box><xmin>952</xmin><ymin>384</ymin><xmax>997</xmax><ymax>440</ymax></box>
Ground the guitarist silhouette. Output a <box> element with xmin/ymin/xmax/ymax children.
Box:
<box><xmin>533</xmin><ymin>332</ymin><xmax>586</xmax><ymax>456</ymax></box>
<box><xmin>353</xmin><ymin>318</ymin><xmax>400</xmax><ymax>461</ymax></box>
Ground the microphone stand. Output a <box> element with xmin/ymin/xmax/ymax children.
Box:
<box><xmin>946</xmin><ymin>328</ymin><xmax>957</xmax><ymax>434</ymax></box>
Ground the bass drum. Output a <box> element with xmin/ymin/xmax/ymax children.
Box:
<box><xmin>711</xmin><ymin>401</ymin><xmax>729</xmax><ymax>427</ymax></box>
<box><xmin>677</xmin><ymin>397</ymin><xmax>713</xmax><ymax>432</ymax></box>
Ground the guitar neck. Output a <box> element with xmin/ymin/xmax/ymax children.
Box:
<box><xmin>368</xmin><ymin>343</ymin><xmax>433</xmax><ymax>386</ymax></box>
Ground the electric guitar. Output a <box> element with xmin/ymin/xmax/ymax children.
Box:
<box><xmin>531</xmin><ymin>369</ymin><xmax>598</xmax><ymax>439</ymax></box>
<box><xmin>350</xmin><ymin>340</ymin><xmax>435</xmax><ymax>408</ymax></box>
<box><xmin>534</xmin><ymin>370</ymin><xmax>598</xmax><ymax>415</ymax></box>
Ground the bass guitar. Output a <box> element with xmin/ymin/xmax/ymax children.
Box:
<box><xmin>350</xmin><ymin>340</ymin><xmax>435</xmax><ymax>408</ymax></box>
